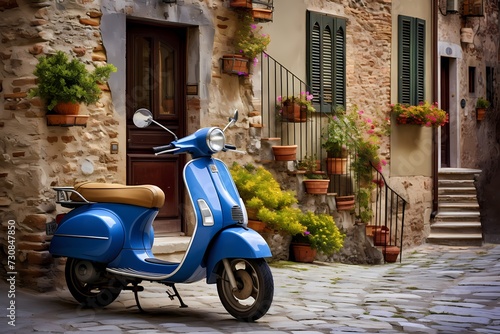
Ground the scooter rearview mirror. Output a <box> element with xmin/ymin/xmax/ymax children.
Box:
<box><xmin>133</xmin><ymin>108</ymin><xmax>153</xmax><ymax>128</ymax></box>
<box><xmin>223</xmin><ymin>109</ymin><xmax>238</xmax><ymax>132</ymax></box>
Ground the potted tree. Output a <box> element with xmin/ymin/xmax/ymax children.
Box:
<box><xmin>29</xmin><ymin>51</ymin><xmax>116</xmax><ymax>126</ymax></box>
<box><xmin>476</xmin><ymin>97</ymin><xmax>490</xmax><ymax>121</ymax></box>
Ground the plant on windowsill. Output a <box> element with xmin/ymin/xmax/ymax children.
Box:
<box><xmin>476</xmin><ymin>97</ymin><xmax>490</xmax><ymax>121</ymax></box>
<box><xmin>29</xmin><ymin>50</ymin><xmax>116</xmax><ymax>126</ymax></box>
<box><xmin>276</xmin><ymin>92</ymin><xmax>315</xmax><ymax>122</ymax></box>
<box><xmin>391</xmin><ymin>101</ymin><xmax>448</xmax><ymax>127</ymax></box>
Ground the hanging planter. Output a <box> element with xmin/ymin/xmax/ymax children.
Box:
<box><xmin>291</xmin><ymin>243</ymin><xmax>316</xmax><ymax>263</ymax></box>
<box><xmin>229</xmin><ymin>0</ymin><xmax>253</xmax><ymax>8</ymax></box>
<box><xmin>252</xmin><ymin>8</ymin><xmax>273</xmax><ymax>22</ymax></box>
<box><xmin>272</xmin><ymin>145</ymin><xmax>297</xmax><ymax>161</ymax></box>
<box><xmin>221</xmin><ymin>54</ymin><xmax>249</xmax><ymax>76</ymax></box>
<box><xmin>281</xmin><ymin>103</ymin><xmax>307</xmax><ymax>122</ymax></box>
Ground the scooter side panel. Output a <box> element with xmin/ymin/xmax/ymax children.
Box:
<box><xmin>49</xmin><ymin>206</ymin><xmax>125</xmax><ymax>263</ymax></box>
<box><xmin>205</xmin><ymin>227</ymin><xmax>272</xmax><ymax>284</ymax></box>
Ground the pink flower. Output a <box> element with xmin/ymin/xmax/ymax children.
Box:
<box><xmin>358</xmin><ymin>110</ymin><xmax>364</xmax><ymax>115</ymax></box>
<box><xmin>277</xmin><ymin>96</ymin><xmax>282</xmax><ymax>102</ymax></box>
<box><xmin>304</xmin><ymin>231</ymin><xmax>311</xmax><ymax>236</ymax></box>
<box><xmin>250</xmin><ymin>24</ymin><xmax>257</xmax><ymax>30</ymax></box>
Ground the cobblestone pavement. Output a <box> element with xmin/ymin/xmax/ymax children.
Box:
<box><xmin>2</xmin><ymin>244</ymin><xmax>500</xmax><ymax>333</ymax></box>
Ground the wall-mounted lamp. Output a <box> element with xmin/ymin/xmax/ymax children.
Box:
<box><xmin>462</xmin><ymin>0</ymin><xmax>484</xmax><ymax>17</ymax></box>
<box><xmin>446</xmin><ymin>0</ymin><xmax>459</xmax><ymax>14</ymax></box>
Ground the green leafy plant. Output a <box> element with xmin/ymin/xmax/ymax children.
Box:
<box><xmin>391</xmin><ymin>101</ymin><xmax>448</xmax><ymax>127</ymax></box>
<box><xmin>29</xmin><ymin>51</ymin><xmax>117</xmax><ymax>111</ymax></box>
<box><xmin>293</xmin><ymin>211</ymin><xmax>345</xmax><ymax>255</ymax></box>
<box><xmin>298</xmin><ymin>154</ymin><xmax>326</xmax><ymax>179</ymax></box>
<box><xmin>476</xmin><ymin>97</ymin><xmax>490</xmax><ymax>109</ymax></box>
<box><xmin>234</xmin><ymin>12</ymin><xmax>271</xmax><ymax>63</ymax></box>
<box><xmin>321</xmin><ymin>107</ymin><xmax>358</xmax><ymax>158</ymax></box>
<box><xmin>356</xmin><ymin>188</ymin><xmax>373</xmax><ymax>223</ymax></box>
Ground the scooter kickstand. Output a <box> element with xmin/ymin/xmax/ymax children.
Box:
<box><xmin>165</xmin><ymin>283</ymin><xmax>188</xmax><ymax>308</ymax></box>
<box><xmin>124</xmin><ymin>284</ymin><xmax>146</xmax><ymax>313</ymax></box>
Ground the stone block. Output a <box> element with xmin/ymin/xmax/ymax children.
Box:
<box><xmin>22</xmin><ymin>214</ymin><xmax>47</xmax><ymax>231</ymax></box>
<box><xmin>18</xmin><ymin>241</ymin><xmax>49</xmax><ymax>251</ymax></box>
<box><xmin>26</xmin><ymin>250</ymin><xmax>52</xmax><ymax>265</ymax></box>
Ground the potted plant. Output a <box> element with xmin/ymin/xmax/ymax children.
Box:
<box><xmin>321</xmin><ymin>108</ymin><xmax>358</xmax><ymax>174</ymax></box>
<box><xmin>276</xmin><ymin>92</ymin><xmax>315</xmax><ymax>122</ymax></box>
<box><xmin>229</xmin><ymin>0</ymin><xmax>274</xmax><ymax>22</ymax></box>
<box><xmin>300</xmin><ymin>154</ymin><xmax>330</xmax><ymax>195</ymax></box>
<box><xmin>29</xmin><ymin>51</ymin><xmax>116</xmax><ymax>126</ymax></box>
<box><xmin>291</xmin><ymin>211</ymin><xmax>345</xmax><ymax>262</ymax></box>
<box><xmin>222</xmin><ymin>12</ymin><xmax>270</xmax><ymax>76</ymax></box>
<box><xmin>476</xmin><ymin>97</ymin><xmax>490</xmax><ymax>121</ymax></box>
<box><xmin>391</xmin><ymin>101</ymin><xmax>448</xmax><ymax>127</ymax></box>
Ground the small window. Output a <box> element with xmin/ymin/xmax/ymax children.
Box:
<box><xmin>468</xmin><ymin>66</ymin><xmax>476</xmax><ymax>94</ymax></box>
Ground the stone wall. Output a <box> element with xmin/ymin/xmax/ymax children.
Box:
<box><xmin>0</xmin><ymin>0</ymin><xmax>123</xmax><ymax>290</ymax></box>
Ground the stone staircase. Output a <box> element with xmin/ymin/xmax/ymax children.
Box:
<box><xmin>427</xmin><ymin>168</ymin><xmax>483</xmax><ymax>246</ymax></box>
<box><xmin>152</xmin><ymin>234</ymin><xmax>190</xmax><ymax>262</ymax></box>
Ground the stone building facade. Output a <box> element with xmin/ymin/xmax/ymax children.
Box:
<box><xmin>1</xmin><ymin>0</ymin><xmax>498</xmax><ymax>290</ymax></box>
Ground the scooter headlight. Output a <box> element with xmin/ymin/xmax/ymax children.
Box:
<box><xmin>206</xmin><ymin>128</ymin><xmax>225</xmax><ymax>153</ymax></box>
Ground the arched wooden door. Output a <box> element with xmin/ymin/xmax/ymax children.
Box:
<box><xmin>126</xmin><ymin>21</ymin><xmax>186</xmax><ymax>233</ymax></box>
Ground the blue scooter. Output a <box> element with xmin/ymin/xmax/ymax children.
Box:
<box><xmin>46</xmin><ymin>109</ymin><xmax>274</xmax><ymax>321</ymax></box>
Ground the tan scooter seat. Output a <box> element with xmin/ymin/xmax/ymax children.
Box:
<box><xmin>71</xmin><ymin>182</ymin><xmax>165</xmax><ymax>209</ymax></box>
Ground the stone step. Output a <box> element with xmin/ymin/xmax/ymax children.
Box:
<box><xmin>152</xmin><ymin>235</ymin><xmax>190</xmax><ymax>262</ymax></box>
<box><xmin>433</xmin><ymin>211</ymin><xmax>481</xmax><ymax>223</ymax></box>
<box><xmin>438</xmin><ymin>179</ymin><xmax>475</xmax><ymax>188</ymax></box>
<box><xmin>438</xmin><ymin>202</ymin><xmax>480</xmax><ymax>212</ymax></box>
<box><xmin>438</xmin><ymin>194</ymin><xmax>478</xmax><ymax>203</ymax></box>
<box><xmin>438</xmin><ymin>187</ymin><xmax>478</xmax><ymax>195</ymax></box>
<box><xmin>438</xmin><ymin>168</ymin><xmax>481</xmax><ymax>181</ymax></box>
<box><xmin>426</xmin><ymin>232</ymin><xmax>483</xmax><ymax>246</ymax></box>
<box><xmin>430</xmin><ymin>221</ymin><xmax>482</xmax><ymax>234</ymax></box>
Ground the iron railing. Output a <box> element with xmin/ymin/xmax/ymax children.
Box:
<box><xmin>260</xmin><ymin>52</ymin><xmax>407</xmax><ymax>260</ymax></box>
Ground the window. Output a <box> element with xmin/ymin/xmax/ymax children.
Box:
<box><xmin>486</xmin><ymin>66</ymin><xmax>495</xmax><ymax>108</ymax></box>
<box><xmin>307</xmin><ymin>11</ymin><xmax>346</xmax><ymax>112</ymax></box>
<box><xmin>468</xmin><ymin>66</ymin><xmax>476</xmax><ymax>94</ymax></box>
<box><xmin>398</xmin><ymin>15</ymin><xmax>425</xmax><ymax>105</ymax></box>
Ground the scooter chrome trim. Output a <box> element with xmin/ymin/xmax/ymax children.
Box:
<box><xmin>54</xmin><ymin>234</ymin><xmax>109</xmax><ymax>240</ymax></box>
<box><xmin>106</xmin><ymin>267</ymin><xmax>168</xmax><ymax>280</ymax></box>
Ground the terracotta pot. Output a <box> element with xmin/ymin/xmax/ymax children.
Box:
<box><xmin>326</xmin><ymin>157</ymin><xmax>347</xmax><ymax>175</ymax></box>
<box><xmin>272</xmin><ymin>145</ymin><xmax>297</xmax><ymax>161</ymax></box>
<box><xmin>222</xmin><ymin>54</ymin><xmax>249</xmax><ymax>75</ymax></box>
<box><xmin>281</xmin><ymin>102</ymin><xmax>307</xmax><ymax>122</ymax></box>
<box><xmin>291</xmin><ymin>243</ymin><xmax>316</xmax><ymax>263</ymax></box>
<box><xmin>303</xmin><ymin>179</ymin><xmax>329</xmax><ymax>195</ymax></box>
<box><xmin>373</xmin><ymin>226</ymin><xmax>390</xmax><ymax>246</ymax></box>
<box><xmin>247</xmin><ymin>220</ymin><xmax>273</xmax><ymax>233</ymax></box>
<box><xmin>382</xmin><ymin>245</ymin><xmax>400</xmax><ymax>263</ymax></box>
<box><xmin>365</xmin><ymin>224</ymin><xmax>378</xmax><ymax>237</ymax></box>
<box><xmin>229</xmin><ymin>0</ymin><xmax>252</xmax><ymax>8</ymax></box>
<box><xmin>335</xmin><ymin>195</ymin><xmax>355</xmax><ymax>211</ymax></box>
<box><xmin>476</xmin><ymin>107</ymin><xmax>486</xmax><ymax>121</ymax></box>
<box><xmin>53</xmin><ymin>102</ymin><xmax>80</xmax><ymax>115</ymax></box>
<box><xmin>252</xmin><ymin>8</ymin><xmax>273</xmax><ymax>21</ymax></box>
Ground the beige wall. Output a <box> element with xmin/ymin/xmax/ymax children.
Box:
<box><xmin>390</xmin><ymin>0</ymin><xmax>434</xmax><ymax>177</ymax></box>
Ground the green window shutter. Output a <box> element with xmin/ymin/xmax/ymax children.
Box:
<box><xmin>398</xmin><ymin>15</ymin><xmax>425</xmax><ymax>105</ymax></box>
<box><xmin>307</xmin><ymin>11</ymin><xmax>346</xmax><ymax>112</ymax></box>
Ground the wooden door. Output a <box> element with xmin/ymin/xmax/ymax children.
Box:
<box><xmin>126</xmin><ymin>21</ymin><xmax>186</xmax><ymax>233</ymax></box>
<box><xmin>440</xmin><ymin>57</ymin><xmax>450</xmax><ymax>168</ymax></box>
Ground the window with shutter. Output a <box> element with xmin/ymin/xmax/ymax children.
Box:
<box><xmin>398</xmin><ymin>15</ymin><xmax>426</xmax><ymax>105</ymax></box>
<box><xmin>307</xmin><ymin>11</ymin><xmax>346</xmax><ymax>113</ymax></box>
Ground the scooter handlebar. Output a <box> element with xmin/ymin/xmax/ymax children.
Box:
<box><xmin>153</xmin><ymin>144</ymin><xmax>174</xmax><ymax>153</ymax></box>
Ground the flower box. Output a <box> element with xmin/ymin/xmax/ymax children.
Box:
<box><xmin>221</xmin><ymin>54</ymin><xmax>249</xmax><ymax>76</ymax></box>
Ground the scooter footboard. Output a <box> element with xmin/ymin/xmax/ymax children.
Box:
<box><xmin>206</xmin><ymin>227</ymin><xmax>272</xmax><ymax>283</ymax></box>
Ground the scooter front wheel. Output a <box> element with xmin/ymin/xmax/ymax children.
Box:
<box><xmin>216</xmin><ymin>258</ymin><xmax>273</xmax><ymax>321</ymax></box>
<box><xmin>65</xmin><ymin>258</ymin><xmax>123</xmax><ymax>308</ymax></box>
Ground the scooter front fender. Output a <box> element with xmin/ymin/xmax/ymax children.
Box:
<box><xmin>206</xmin><ymin>227</ymin><xmax>272</xmax><ymax>284</ymax></box>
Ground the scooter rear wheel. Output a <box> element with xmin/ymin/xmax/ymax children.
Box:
<box><xmin>216</xmin><ymin>258</ymin><xmax>273</xmax><ymax>321</ymax></box>
<box><xmin>65</xmin><ymin>258</ymin><xmax>123</xmax><ymax>308</ymax></box>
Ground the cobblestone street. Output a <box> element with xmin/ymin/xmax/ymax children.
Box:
<box><xmin>2</xmin><ymin>244</ymin><xmax>500</xmax><ymax>333</ymax></box>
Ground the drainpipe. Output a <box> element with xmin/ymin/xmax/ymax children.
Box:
<box><xmin>431</xmin><ymin>0</ymin><xmax>439</xmax><ymax>219</ymax></box>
